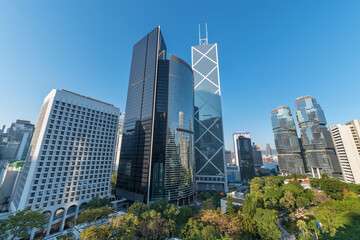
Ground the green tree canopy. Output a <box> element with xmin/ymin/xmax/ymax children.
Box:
<box><xmin>0</xmin><ymin>209</ymin><xmax>47</xmax><ymax>240</ymax></box>
<box><xmin>127</xmin><ymin>201</ymin><xmax>149</xmax><ymax>216</ymax></box>
<box><xmin>253</xmin><ymin>208</ymin><xmax>281</xmax><ymax>240</ymax></box>
<box><xmin>76</xmin><ymin>206</ymin><xmax>116</xmax><ymax>225</ymax></box>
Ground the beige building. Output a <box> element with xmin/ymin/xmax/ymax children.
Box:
<box><xmin>330</xmin><ymin>120</ymin><xmax>360</xmax><ymax>184</ymax></box>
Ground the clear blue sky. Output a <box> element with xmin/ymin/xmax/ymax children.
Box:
<box><xmin>1</xmin><ymin>0</ymin><xmax>360</xmax><ymax>152</ymax></box>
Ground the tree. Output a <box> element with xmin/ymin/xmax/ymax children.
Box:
<box><xmin>253</xmin><ymin>208</ymin><xmax>281</xmax><ymax>240</ymax></box>
<box><xmin>201</xmin><ymin>198</ymin><xmax>215</xmax><ymax>210</ymax></box>
<box><xmin>250</xmin><ymin>177</ymin><xmax>265</xmax><ymax>199</ymax></box>
<box><xmin>85</xmin><ymin>196</ymin><xmax>111</xmax><ymax>209</ymax></box>
<box><xmin>176</xmin><ymin>205</ymin><xmax>195</xmax><ymax>226</ymax></box>
<box><xmin>306</xmin><ymin>220</ymin><xmax>320</xmax><ymax>240</ymax></box>
<box><xmin>200</xmin><ymin>210</ymin><xmax>242</xmax><ymax>238</ymax></box>
<box><xmin>139</xmin><ymin>210</ymin><xmax>172</xmax><ymax>239</ymax></box>
<box><xmin>313</xmin><ymin>191</ymin><xmax>331</xmax><ymax>205</ymax></box>
<box><xmin>0</xmin><ymin>209</ymin><xmax>47</xmax><ymax>240</ymax></box>
<box><xmin>128</xmin><ymin>201</ymin><xmax>149</xmax><ymax>216</ymax></box>
<box><xmin>76</xmin><ymin>207</ymin><xmax>116</xmax><ymax>225</ymax></box>
<box><xmin>111</xmin><ymin>171</ymin><xmax>117</xmax><ymax>195</ymax></box>
<box><xmin>242</xmin><ymin>194</ymin><xmax>261</xmax><ymax>235</ymax></box>
<box><xmin>319</xmin><ymin>178</ymin><xmax>346</xmax><ymax>200</ymax></box>
<box><xmin>180</xmin><ymin>218</ymin><xmax>204</xmax><ymax>240</ymax></box>
<box><xmin>279</xmin><ymin>191</ymin><xmax>296</xmax><ymax>210</ymax></box>
<box><xmin>296</xmin><ymin>219</ymin><xmax>307</xmax><ymax>237</ymax></box>
<box><xmin>80</xmin><ymin>225</ymin><xmax>113</xmax><ymax>240</ymax></box>
<box><xmin>226</xmin><ymin>195</ymin><xmax>235</xmax><ymax>215</ymax></box>
<box><xmin>111</xmin><ymin>213</ymin><xmax>139</xmax><ymax>239</ymax></box>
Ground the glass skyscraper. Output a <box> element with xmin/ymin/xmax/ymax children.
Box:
<box><xmin>233</xmin><ymin>132</ymin><xmax>255</xmax><ymax>181</ymax></box>
<box><xmin>271</xmin><ymin>106</ymin><xmax>307</xmax><ymax>175</ymax></box>
<box><xmin>191</xmin><ymin>33</ymin><xmax>227</xmax><ymax>191</ymax></box>
<box><xmin>295</xmin><ymin>96</ymin><xmax>342</xmax><ymax>179</ymax></box>
<box><xmin>116</xmin><ymin>27</ymin><xmax>195</xmax><ymax>205</ymax></box>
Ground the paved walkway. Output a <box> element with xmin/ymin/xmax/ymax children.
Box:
<box><xmin>277</xmin><ymin>217</ymin><xmax>297</xmax><ymax>240</ymax></box>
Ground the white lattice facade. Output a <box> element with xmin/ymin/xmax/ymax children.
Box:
<box><xmin>192</xmin><ymin>42</ymin><xmax>227</xmax><ymax>191</ymax></box>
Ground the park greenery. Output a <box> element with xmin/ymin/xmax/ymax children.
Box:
<box><xmin>1</xmin><ymin>174</ymin><xmax>360</xmax><ymax>239</ymax></box>
<box><xmin>80</xmin><ymin>174</ymin><xmax>360</xmax><ymax>240</ymax></box>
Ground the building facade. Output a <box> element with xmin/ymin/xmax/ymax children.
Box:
<box><xmin>251</xmin><ymin>144</ymin><xmax>263</xmax><ymax>176</ymax></box>
<box><xmin>225</xmin><ymin>150</ymin><xmax>232</xmax><ymax>165</ymax></box>
<box><xmin>330</xmin><ymin>120</ymin><xmax>360</xmax><ymax>184</ymax></box>
<box><xmin>0</xmin><ymin>120</ymin><xmax>35</xmax><ymax>162</ymax></box>
<box><xmin>11</xmin><ymin>89</ymin><xmax>119</xmax><ymax>238</ymax></box>
<box><xmin>271</xmin><ymin>106</ymin><xmax>307</xmax><ymax>175</ymax></box>
<box><xmin>233</xmin><ymin>132</ymin><xmax>255</xmax><ymax>181</ymax></box>
<box><xmin>266</xmin><ymin>144</ymin><xmax>272</xmax><ymax>156</ymax></box>
<box><xmin>191</xmin><ymin>31</ymin><xmax>227</xmax><ymax>191</ymax></box>
<box><xmin>113</xmin><ymin>113</ymin><xmax>124</xmax><ymax>171</ymax></box>
<box><xmin>295</xmin><ymin>96</ymin><xmax>342</xmax><ymax>179</ymax></box>
<box><xmin>116</xmin><ymin>27</ymin><xmax>195</xmax><ymax>205</ymax></box>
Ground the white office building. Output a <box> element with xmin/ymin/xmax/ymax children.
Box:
<box><xmin>330</xmin><ymin>120</ymin><xmax>360</xmax><ymax>184</ymax></box>
<box><xmin>11</xmin><ymin>89</ymin><xmax>119</xmax><ymax>238</ymax></box>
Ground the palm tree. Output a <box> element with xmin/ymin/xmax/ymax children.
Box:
<box><xmin>307</xmin><ymin>220</ymin><xmax>320</xmax><ymax>240</ymax></box>
<box><xmin>296</xmin><ymin>219</ymin><xmax>307</xmax><ymax>236</ymax></box>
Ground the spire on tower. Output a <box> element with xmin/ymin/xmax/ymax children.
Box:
<box><xmin>199</xmin><ymin>23</ymin><xmax>208</xmax><ymax>45</ymax></box>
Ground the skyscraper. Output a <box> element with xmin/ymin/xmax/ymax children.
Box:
<box><xmin>233</xmin><ymin>132</ymin><xmax>256</xmax><ymax>181</ymax></box>
<box><xmin>251</xmin><ymin>143</ymin><xmax>263</xmax><ymax>176</ymax></box>
<box><xmin>330</xmin><ymin>120</ymin><xmax>360</xmax><ymax>184</ymax></box>
<box><xmin>11</xmin><ymin>89</ymin><xmax>119</xmax><ymax>238</ymax></box>
<box><xmin>0</xmin><ymin>120</ymin><xmax>34</xmax><ymax>162</ymax></box>
<box><xmin>113</xmin><ymin>113</ymin><xmax>124</xmax><ymax>171</ymax></box>
<box><xmin>116</xmin><ymin>27</ymin><xmax>195</xmax><ymax>205</ymax></box>
<box><xmin>192</xmin><ymin>26</ymin><xmax>227</xmax><ymax>191</ymax></box>
<box><xmin>271</xmin><ymin>106</ymin><xmax>307</xmax><ymax>175</ymax></box>
<box><xmin>266</xmin><ymin>144</ymin><xmax>272</xmax><ymax>156</ymax></box>
<box><xmin>295</xmin><ymin>96</ymin><xmax>342</xmax><ymax>179</ymax></box>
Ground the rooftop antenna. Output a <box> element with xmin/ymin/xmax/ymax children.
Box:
<box><xmin>199</xmin><ymin>23</ymin><xmax>208</xmax><ymax>45</ymax></box>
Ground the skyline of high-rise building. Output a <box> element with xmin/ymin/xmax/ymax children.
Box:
<box><xmin>295</xmin><ymin>96</ymin><xmax>342</xmax><ymax>179</ymax></box>
<box><xmin>330</xmin><ymin>120</ymin><xmax>360</xmax><ymax>184</ymax></box>
<box><xmin>10</xmin><ymin>89</ymin><xmax>119</xmax><ymax>238</ymax></box>
<box><xmin>271</xmin><ymin>106</ymin><xmax>307</xmax><ymax>175</ymax></box>
<box><xmin>266</xmin><ymin>143</ymin><xmax>272</xmax><ymax>156</ymax></box>
<box><xmin>233</xmin><ymin>132</ymin><xmax>256</xmax><ymax>181</ymax></box>
<box><xmin>192</xmin><ymin>27</ymin><xmax>227</xmax><ymax>192</ymax></box>
<box><xmin>0</xmin><ymin>120</ymin><xmax>35</xmax><ymax>162</ymax></box>
<box><xmin>116</xmin><ymin>27</ymin><xmax>195</xmax><ymax>205</ymax></box>
<box><xmin>251</xmin><ymin>143</ymin><xmax>263</xmax><ymax>176</ymax></box>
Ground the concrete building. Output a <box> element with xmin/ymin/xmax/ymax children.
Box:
<box><xmin>0</xmin><ymin>162</ymin><xmax>22</xmax><ymax>212</ymax></box>
<box><xmin>11</xmin><ymin>89</ymin><xmax>119</xmax><ymax>238</ymax></box>
<box><xmin>330</xmin><ymin>120</ymin><xmax>360</xmax><ymax>184</ymax></box>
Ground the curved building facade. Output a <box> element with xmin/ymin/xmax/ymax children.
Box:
<box><xmin>295</xmin><ymin>96</ymin><xmax>342</xmax><ymax>179</ymax></box>
<box><xmin>164</xmin><ymin>55</ymin><xmax>195</xmax><ymax>203</ymax></box>
<box><xmin>271</xmin><ymin>106</ymin><xmax>306</xmax><ymax>175</ymax></box>
<box><xmin>116</xmin><ymin>27</ymin><xmax>195</xmax><ymax>205</ymax></box>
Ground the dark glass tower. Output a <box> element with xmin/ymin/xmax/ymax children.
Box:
<box><xmin>233</xmin><ymin>132</ymin><xmax>256</xmax><ymax>181</ymax></box>
<box><xmin>116</xmin><ymin>27</ymin><xmax>195</xmax><ymax>205</ymax></box>
<box><xmin>271</xmin><ymin>106</ymin><xmax>307</xmax><ymax>175</ymax></box>
<box><xmin>295</xmin><ymin>96</ymin><xmax>342</xmax><ymax>179</ymax></box>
